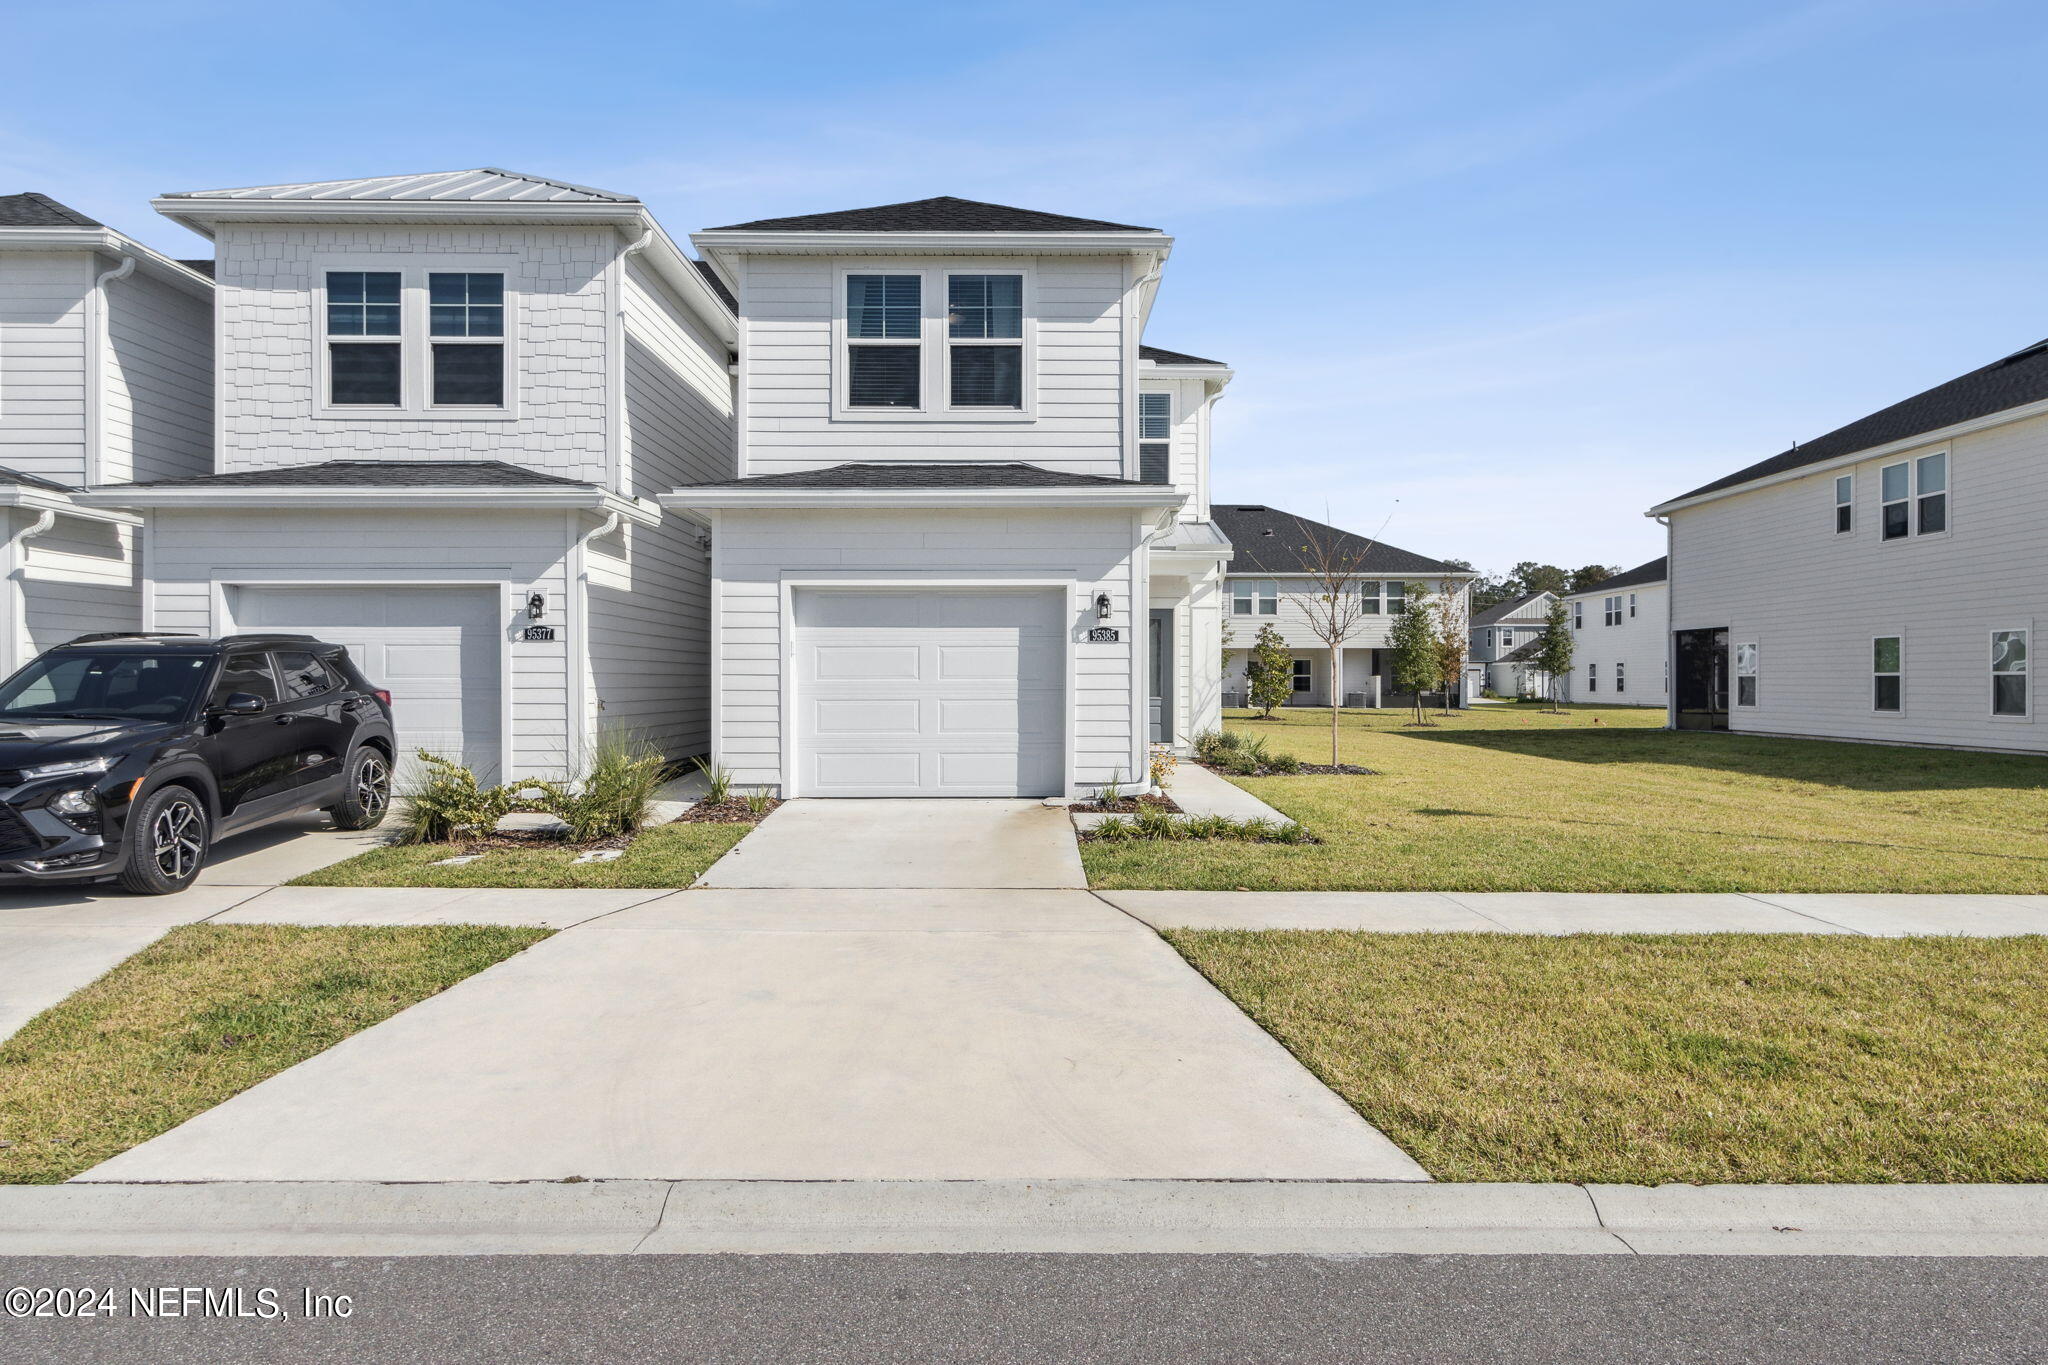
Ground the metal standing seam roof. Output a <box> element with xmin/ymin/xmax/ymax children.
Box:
<box><xmin>159</xmin><ymin>169</ymin><xmax>638</xmax><ymax>204</ymax></box>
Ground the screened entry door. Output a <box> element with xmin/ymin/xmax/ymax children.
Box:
<box><xmin>1674</xmin><ymin>628</ymin><xmax>1729</xmax><ymax>731</ymax></box>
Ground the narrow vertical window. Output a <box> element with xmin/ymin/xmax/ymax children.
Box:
<box><xmin>1588</xmin><ymin>663</ymin><xmax>1597</xmax><ymax>693</ymax></box>
<box><xmin>1616</xmin><ymin>661</ymin><xmax>1626</xmax><ymax>693</ymax></box>
<box><xmin>846</xmin><ymin>274</ymin><xmax>921</xmax><ymax>408</ymax></box>
<box><xmin>428</xmin><ymin>272</ymin><xmax>505</xmax><ymax>406</ymax></box>
<box><xmin>1629</xmin><ymin>593</ymin><xmax>1637</xmax><ymax>618</ymax></box>
<box><xmin>326</xmin><ymin>271</ymin><xmax>401</xmax><ymax>405</ymax></box>
<box><xmin>1873</xmin><ymin>636</ymin><xmax>1902</xmax><ymax>712</ymax></box>
<box><xmin>947</xmin><ymin>274</ymin><xmax>1022</xmax><ymax>408</ymax></box>
<box><xmin>1880</xmin><ymin>461</ymin><xmax>1911</xmax><ymax>540</ymax></box>
<box><xmin>1835</xmin><ymin>473</ymin><xmax>1853</xmax><ymax>534</ymax></box>
<box><xmin>1735</xmin><ymin>642</ymin><xmax>1759</xmax><ymax>706</ymax></box>
<box><xmin>1138</xmin><ymin>392</ymin><xmax>1171</xmax><ymax>483</ymax></box>
<box><xmin>1572</xmin><ymin>601</ymin><xmax>1583</xmax><ymax>629</ymax></box>
<box><xmin>1915</xmin><ymin>452</ymin><xmax>1948</xmax><ymax>534</ymax></box>
<box><xmin>1992</xmin><ymin>629</ymin><xmax>2029</xmax><ymax>717</ymax></box>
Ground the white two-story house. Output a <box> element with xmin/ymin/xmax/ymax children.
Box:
<box><xmin>1469</xmin><ymin>591</ymin><xmax>1556</xmax><ymax>698</ymax></box>
<box><xmin>0</xmin><ymin>193</ymin><xmax>213</xmax><ymax>666</ymax></box>
<box><xmin>1557</xmin><ymin>557</ymin><xmax>1667</xmax><ymax>706</ymax></box>
<box><xmin>665</xmin><ymin>197</ymin><xmax>1234</xmax><ymax>798</ymax></box>
<box><xmin>1650</xmin><ymin>335</ymin><xmax>2044</xmax><ymax>752</ymax></box>
<box><xmin>1213</xmin><ymin>505</ymin><xmax>1471</xmax><ymax>708</ymax></box>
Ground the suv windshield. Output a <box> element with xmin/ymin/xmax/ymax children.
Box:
<box><xmin>0</xmin><ymin>652</ymin><xmax>212</xmax><ymax>723</ymax></box>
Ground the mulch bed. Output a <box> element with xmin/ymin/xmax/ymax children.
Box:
<box><xmin>429</xmin><ymin>829</ymin><xmax>637</xmax><ymax>854</ymax></box>
<box><xmin>673</xmin><ymin>796</ymin><xmax>784</xmax><ymax>824</ymax></box>
<box><xmin>1195</xmin><ymin>761</ymin><xmax>1376</xmax><ymax>778</ymax></box>
<box><xmin>1069</xmin><ymin>793</ymin><xmax>1184</xmax><ymax>814</ymax></box>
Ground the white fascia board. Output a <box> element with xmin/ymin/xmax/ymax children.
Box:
<box><xmin>0</xmin><ymin>487</ymin><xmax>142</xmax><ymax>527</ymax></box>
<box><xmin>70</xmin><ymin>485</ymin><xmax>661</xmax><ymax>525</ymax></box>
<box><xmin>629</xmin><ymin>217</ymin><xmax>737</xmax><ymax>345</ymax></box>
<box><xmin>659</xmin><ymin>486</ymin><xmax>1186</xmax><ymax>513</ymax></box>
<box><xmin>1647</xmin><ymin>394</ymin><xmax>2048</xmax><ymax>517</ymax></box>
<box><xmin>692</xmin><ymin>229</ymin><xmax>1172</xmax><ymax>265</ymax></box>
<box><xmin>1140</xmin><ymin>361</ymin><xmax>1234</xmax><ymax>385</ymax></box>
<box><xmin>0</xmin><ymin>227</ymin><xmax>212</xmax><ymax>298</ymax></box>
<box><xmin>150</xmin><ymin>196</ymin><xmax>647</xmax><ymax>238</ymax></box>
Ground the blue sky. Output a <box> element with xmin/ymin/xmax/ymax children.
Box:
<box><xmin>7</xmin><ymin>0</ymin><xmax>2045</xmax><ymax>575</ymax></box>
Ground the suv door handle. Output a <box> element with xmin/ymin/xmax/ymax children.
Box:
<box><xmin>275</xmin><ymin>714</ymin><xmax>298</xmax><ymax>725</ymax></box>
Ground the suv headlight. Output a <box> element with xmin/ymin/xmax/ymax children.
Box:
<box><xmin>21</xmin><ymin>756</ymin><xmax>115</xmax><ymax>782</ymax></box>
<box><xmin>49</xmin><ymin>788</ymin><xmax>97</xmax><ymax>817</ymax></box>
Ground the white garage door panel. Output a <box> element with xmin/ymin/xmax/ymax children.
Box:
<box><xmin>795</xmin><ymin>590</ymin><xmax>1065</xmax><ymax>798</ymax></box>
<box><xmin>231</xmin><ymin>586</ymin><xmax>502</xmax><ymax>782</ymax></box>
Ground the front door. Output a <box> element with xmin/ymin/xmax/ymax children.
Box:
<box><xmin>1149</xmin><ymin>609</ymin><xmax>1173</xmax><ymax>744</ymax></box>
<box><xmin>1674</xmin><ymin>628</ymin><xmax>1729</xmax><ymax>731</ymax></box>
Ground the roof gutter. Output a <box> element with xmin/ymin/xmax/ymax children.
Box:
<box><xmin>0</xmin><ymin>227</ymin><xmax>212</xmax><ymax>298</ymax></box>
<box><xmin>70</xmin><ymin>485</ymin><xmax>661</xmax><ymax>525</ymax></box>
<box><xmin>0</xmin><ymin>486</ymin><xmax>141</xmax><ymax>528</ymax></box>
<box><xmin>660</xmin><ymin>485</ymin><xmax>1187</xmax><ymax>518</ymax></box>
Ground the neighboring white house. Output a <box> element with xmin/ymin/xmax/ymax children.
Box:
<box><xmin>0</xmin><ymin>193</ymin><xmax>214</xmax><ymax>668</ymax></box>
<box><xmin>1557</xmin><ymin>557</ymin><xmax>1667</xmax><ymax>707</ymax></box>
<box><xmin>1648</xmin><ymin>334</ymin><xmax>2045</xmax><ymax>753</ymax></box>
<box><xmin>1212</xmin><ymin>505</ymin><xmax>1472</xmax><ymax>709</ymax></box>
<box><xmin>1470</xmin><ymin>591</ymin><xmax>1556</xmax><ymax>698</ymax></box>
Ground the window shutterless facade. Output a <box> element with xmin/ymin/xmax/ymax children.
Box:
<box><xmin>1603</xmin><ymin>595</ymin><xmax>1622</xmax><ymax>626</ymax></box>
<box><xmin>1358</xmin><ymin>580</ymin><xmax>1406</xmax><ymax>615</ymax></box>
<box><xmin>1587</xmin><ymin>663</ymin><xmax>1597</xmax><ymax>692</ymax></box>
<box><xmin>1880</xmin><ymin>450</ymin><xmax>1948</xmax><ymax>540</ymax></box>
<box><xmin>1230</xmin><ymin>579</ymin><xmax>1279</xmax><ymax>616</ymax></box>
<box><xmin>1991</xmin><ymin>629</ymin><xmax>2029</xmax><ymax>717</ymax></box>
<box><xmin>320</xmin><ymin>265</ymin><xmax>513</xmax><ymax>416</ymax></box>
<box><xmin>428</xmin><ymin>272</ymin><xmax>505</xmax><ymax>407</ymax></box>
<box><xmin>1572</xmin><ymin>601</ymin><xmax>1583</xmax><ymax>629</ymax></box>
<box><xmin>325</xmin><ymin>271</ymin><xmax>402</xmax><ymax>406</ymax></box>
<box><xmin>1835</xmin><ymin>474</ymin><xmax>1853</xmax><ymax>534</ymax></box>
<box><xmin>1735</xmin><ymin>641</ymin><xmax>1759</xmax><ymax>706</ymax></box>
<box><xmin>1616</xmin><ymin>661</ymin><xmax>1626</xmax><ymax>694</ymax></box>
<box><xmin>1873</xmin><ymin>636</ymin><xmax>1902</xmax><ymax>713</ymax></box>
<box><xmin>1138</xmin><ymin>391</ymin><xmax>1172</xmax><ymax>484</ymax></box>
<box><xmin>947</xmin><ymin>273</ymin><xmax>1023</xmax><ymax>408</ymax></box>
<box><xmin>846</xmin><ymin>274</ymin><xmax>922</xmax><ymax>408</ymax></box>
<box><xmin>1291</xmin><ymin>659</ymin><xmax>1312</xmax><ymax>693</ymax></box>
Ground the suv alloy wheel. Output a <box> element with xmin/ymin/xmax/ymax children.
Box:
<box><xmin>117</xmin><ymin>784</ymin><xmax>211</xmax><ymax>895</ymax></box>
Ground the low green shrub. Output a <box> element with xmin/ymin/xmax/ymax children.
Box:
<box><xmin>692</xmin><ymin>756</ymin><xmax>735</xmax><ymax>804</ymax></box>
<box><xmin>403</xmin><ymin>736</ymin><xmax>669</xmax><ymax>844</ymax></box>
<box><xmin>1088</xmin><ymin>810</ymin><xmax>1313</xmax><ymax>844</ymax></box>
<box><xmin>401</xmin><ymin>751</ymin><xmax>518</xmax><ymax>844</ymax></box>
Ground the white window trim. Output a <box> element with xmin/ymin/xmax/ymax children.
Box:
<box><xmin>1878</xmin><ymin>446</ymin><xmax>1950</xmax><ymax>542</ymax></box>
<box><xmin>313</xmin><ymin>256</ymin><xmax>520</xmax><ymax>422</ymax></box>
<box><xmin>1615</xmin><ymin>660</ymin><xmax>1626</xmax><ymax>694</ymax></box>
<box><xmin>830</xmin><ymin>263</ymin><xmax>1038</xmax><ymax>423</ymax></box>
<box><xmin>1834</xmin><ymin>472</ymin><xmax>1854</xmax><ymax>535</ymax></box>
<box><xmin>1734</xmin><ymin>640</ymin><xmax>1760</xmax><ymax>707</ymax></box>
<box><xmin>1290</xmin><ymin>657</ymin><xmax>1312</xmax><ymax>692</ymax></box>
<box><xmin>1872</xmin><ymin>631</ymin><xmax>1905</xmax><ymax>717</ymax></box>
<box><xmin>1990</xmin><ymin>624</ymin><xmax>2032</xmax><ymax>721</ymax></box>
<box><xmin>1137</xmin><ymin>388</ymin><xmax>1174</xmax><ymax>440</ymax></box>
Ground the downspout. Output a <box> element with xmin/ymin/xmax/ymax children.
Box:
<box><xmin>84</xmin><ymin>256</ymin><xmax>136</xmax><ymax>487</ymax></box>
<box><xmin>5</xmin><ymin>509</ymin><xmax>58</xmax><ymax>672</ymax></box>
<box><xmin>609</xmin><ymin>228</ymin><xmax>656</xmax><ymax>497</ymax></box>
<box><xmin>569</xmin><ymin>509</ymin><xmax>625</xmax><ymax>772</ymax></box>
<box><xmin>1656</xmin><ymin>513</ymin><xmax>1675</xmax><ymax>731</ymax></box>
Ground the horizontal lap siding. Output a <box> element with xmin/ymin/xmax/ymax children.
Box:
<box><xmin>1670</xmin><ymin>412</ymin><xmax>2046</xmax><ymax>752</ymax></box>
<box><xmin>714</xmin><ymin>508</ymin><xmax>1141</xmax><ymax>792</ymax></box>
<box><xmin>102</xmin><ymin>267</ymin><xmax>214</xmax><ymax>484</ymax></box>
<box><xmin>738</xmin><ymin>256</ymin><xmax>1127</xmax><ymax>479</ymax></box>
<box><xmin>21</xmin><ymin>515</ymin><xmax>139</xmax><ymax>649</ymax></box>
<box><xmin>1558</xmin><ymin>583</ymin><xmax>1667</xmax><ymax>705</ymax></box>
<box><xmin>1223</xmin><ymin>578</ymin><xmax>1465</xmax><ymax>652</ymax></box>
<box><xmin>0</xmin><ymin>251</ymin><xmax>89</xmax><ymax>483</ymax></box>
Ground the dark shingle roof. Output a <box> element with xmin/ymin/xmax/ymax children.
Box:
<box><xmin>682</xmin><ymin>462</ymin><xmax>1148</xmax><ymax>491</ymax></box>
<box><xmin>1585</xmin><ymin>556</ymin><xmax>1667</xmax><ymax>593</ymax></box>
<box><xmin>706</xmin><ymin>196</ymin><xmax>1158</xmax><ymax>234</ymax></box>
<box><xmin>0</xmin><ymin>465</ymin><xmax>76</xmax><ymax>494</ymax></box>
<box><xmin>1140</xmin><ymin>344</ymin><xmax>1226</xmax><ymax>367</ymax></box>
<box><xmin>1211</xmin><ymin>505</ymin><xmax>1464</xmax><ymax>577</ymax></box>
<box><xmin>690</xmin><ymin>259</ymin><xmax>736</xmax><ymax>311</ymax></box>
<box><xmin>114</xmin><ymin>460</ymin><xmax>594</xmax><ymax>490</ymax></box>
<box><xmin>178</xmin><ymin>258</ymin><xmax>216</xmax><ymax>279</ymax></box>
<box><xmin>1472</xmin><ymin>591</ymin><xmax>1554</xmax><ymax>627</ymax></box>
<box><xmin>0</xmin><ymin>192</ymin><xmax>102</xmax><ymax>229</ymax></box>
<box><xmin>1674</xmin><ymin>339</ymin><xmax>2048</xmax><ymax>502</ymax></box>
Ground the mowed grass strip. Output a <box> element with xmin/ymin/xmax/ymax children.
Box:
<box><xmin>0</xmin><ymin>923</ymin><xmax>549</xmax><ymax>1183</ymax></box>
<box><xmin>1165</xmin><ymin>930</ymin><xmax>2048</xmax><ymax>1184</ymax></box>
<box><xmin>291</xmin><ymin>821</ymin><xmax>750</xmax><ymax>889</ymax></box>
<box><xmin>1083</xmin><ymin>705</ymin><xmax>2048</xmax><ymax>892</ymax></box>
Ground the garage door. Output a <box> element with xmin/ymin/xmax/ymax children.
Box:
<box><xmin>794</xmin><ymin>589</ymin><xmax>1063</xmax><ymax>797</ymax></box>
<box><xmin>230</xmin><ymin>586</ymin><xmax>503</xmax><ymax>781</ymax></box>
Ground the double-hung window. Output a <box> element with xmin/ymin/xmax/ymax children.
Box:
<box><xmin>1835</xmin><ymin>474</ymin><xmax>1854</xmax><ymax>534</ymax></box>
<box><xmin>1385</xmin><ymin>580</ymin><xmax>1406</xmax><ymax>615</ymax></box>
<box><xmin>1291</xmin><ymin>659</ymin><xmax>1312</xmax><ymax>693</ymax></box>
<box><xmin>1628</xmin><ymin>593</ymin><xmax>1637</xmax><ymax>618</ymax></box>
<box><xmin>1616</xmin><ymin>661</ymin><xmax>1626</xmax><ymax>694</ymax></box>
<box><xmin>1881</xmin><ymin>451</ymin><xmax>1948</xmax><ymax>540</ymax></box>
<box><xmin>428</xmin><ymin>273</ymin><xmax>505</xmax><ymax>406</ymax></box>
<box><xmin>1992</xmin><ymin>629</ymin><xmax>2029</xmax><ymax>717</ymax></box>
<box><xmin>846</xmin><ymin>274</ymin><xmax>922</xmax><ymax>408</ymax></box>
<box><xmin>1603</xmin><ymin>595</ymin><xmax>1622</xmax><ymax>627</ymax></box>
<box><xmin>1873</xmin><ymin>636</ymin><xmax>1903</xmax><ymax>713</ymax></box>
<box><xmin>1587</xmin><ymin>663</ymin><xmax>1597</xmax><ymax>692</ymax></box>
<box><xmin>1137</xmin><ymin>392</ymin><xmax>1172</xmax><ymax>483</ymax></box>
<box><xmin>326</xmin><ymin>271</ymin><xmax>402</xmax><ymax>406</ymax></box>
<box><xmin>1499</xmin><ymin>628</ymin><xmax>1514</xmax><ymax>649</ymax></box>
<box><xmin>1572</xmin><ymin>601</ymin><xmax>1583</xmax><ymax>629</ymax></box>
<box><xmin>948</xmin><ymin>274</ymin><xmax>1023</xmax><ymax>408</ymax></box>
<box><xmin>1735</xmin><ymin>642</ymin><xmax>1759</xmax><ymax>706</ymax></box>
<box><xmin>1231</xmin><ymin>579</ymin><xmax>1278</xmax><ymax>616</ymax></box>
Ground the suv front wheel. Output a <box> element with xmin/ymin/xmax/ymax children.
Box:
<box><xmin>118</xmin><ymin>784</ymin><xmax>211</xmax><ymax>895</ymax></box>
<box><xmin>328</xmin><ymin>746</ymin><xmax>392</xmax><ymax>831</ymax></box>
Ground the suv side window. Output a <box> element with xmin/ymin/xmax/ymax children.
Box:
<box><xmin>273</xmin><ymin>650</ymin><xmax>338</xmax><ymax>700</ymax></box>
<box><xmin>211</xmin><ymin>652</ymin><xmax>279</xmax><ymax>705</ymax></box>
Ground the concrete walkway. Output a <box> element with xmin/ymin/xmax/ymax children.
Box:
<box><xmin>698</xmin><ymin>799</ymin><xmax>1087</xmax><ymax>888</ymax></box>
<box><xmin>78</xmin><ymin>888</ymin><xmax>1425</xmax><ymax>1184</ymax></box>
<box><xmin>1105</xmin><ymin>890</ymin><xmax>2048</xmax><ymax>936</ymax></box>
<box><xmin>1070</xmin><ymin>763</ymin><xmax>1297</xmax><ymax>832</ymax></box>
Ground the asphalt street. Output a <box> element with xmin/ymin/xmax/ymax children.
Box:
<box><xmin>3</xmin><ymin>1253</ymin><xmax>2045</xmax><ymax>1363</ymax></box>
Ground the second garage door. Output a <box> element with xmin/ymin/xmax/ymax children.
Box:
<box><xmin>794</xmin><ymin>589</ymin><xmax>1064</xmax><ymax>797</ymax></box>
<box><xmin>230</xmin><ymin>585</ymin><xmax>503</xmax><ymax>781</ymax></box>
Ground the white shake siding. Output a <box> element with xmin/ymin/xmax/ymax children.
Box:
<box><xmin>712</xmin><ymin>507</ymin><xmax>1143</xmax><ymax>794</ymax></box>
<box><xmin>1559</xmin><ymin>582</ymin><xmax>1668</xmax><ymax>705</ymax></box>
<box><xmin>736</xmin><ymin>255</ymin><xmax>1128</xmax><ymax>478</ymax></box>
<box><xmin>212</xmin><ymin>225</ymin><xmax>613</xmax><ymax>478</ymax></box>
<box><xmin>1668</xmin><ymin>412</ymin><xmax>2047</xmax><ymax>753</ymax></box>
<box><xmin>0</xmin><ymin>251</ymin><xmax>90</xmax><ymax>483</ymax></box>
<box><xmin>99</xmin><ymin>266</ymin><xmax>213</xmax><ymax>483</ymax></box>
<box><xmin>584</xmin><ymin>258</ymin><xmax>735</xmax><ymax>757</ymax></box>
<box><xmin>144</xmin><ymin>508</ymin><xmax>577</xmax><ymax>775</ymax></box>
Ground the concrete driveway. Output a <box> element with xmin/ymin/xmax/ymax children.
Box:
<box><xmin>79</xmin><ymin>888</ymin><xmax>1427</xmax><ymax>1184</ymax></box>
<box><xmin>696</xmin><ymin>799</ymin><xmax>1085</xmax><ymax>889</ymax></box>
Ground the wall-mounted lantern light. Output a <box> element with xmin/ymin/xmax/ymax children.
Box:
<box><xmin>526</xmin><ymin>591</ymin><xmax>547</xmax><ymax>621</ymax></box>
<box><xmin>1094</xmin><ymin>592</ymin><xmax>1113</xmax><ymax>621</ymax></box>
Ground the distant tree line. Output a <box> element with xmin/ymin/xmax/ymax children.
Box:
<box><xmin>1442</xmin><ymin>558</ymin><xmax>1620</xmax><ymax>611</ymax></box>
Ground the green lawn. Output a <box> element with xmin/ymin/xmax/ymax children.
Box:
<box><xmin>1084</xmin><ymin>705</ymin><xmax>2048</xmax><ymax>892</ymax></box>
<box><xmin>291</xmin><ymin>821</ymin><xmax>750</xmax><ymax>889</ymax></box>
<box><xmin>0</xmin><ymin>923</ymin><xmax>548</xmax><ymax>1183</ymax></box>
<box><xmin>1166</xmin><ymin>930</ymin><xmax>2048</xmax><ymax>1184</ymax></box>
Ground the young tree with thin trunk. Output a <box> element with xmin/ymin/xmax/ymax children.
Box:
<box><xmin>1430</xmin><ymin>583</ymin><xmax>1471</xmax><ymax>714</ymax></box>
<box><xmin>1533</xmin><ymin>597</ymin><xmax>1575</xmax><ymax>712</ymax></box>
<box><xmin>1277</xmin><ymin>521</ymin><xmax>1383</xmax><ymax>766</ymax></box>
<box><xmin>1388</xmin><ymin>587</ymin><xmax>1437</xmax><ymax>726</ymax></box>
<box><xmin>1244</xmin><ymin>623</ymin><xmax>1293</xmax><ymax>718</ymax></box>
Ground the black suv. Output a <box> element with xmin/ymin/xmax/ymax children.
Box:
<box><xmin>0</xmin><ymin>634</ymin><xmax>395</xmax><ymax>894</ymax></box>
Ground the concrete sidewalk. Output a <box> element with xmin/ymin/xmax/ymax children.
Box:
<box><xmin>7</xmin><ymin>1179</ymin><xmax>2046</xmax><ymax>1257</ymax></box>
<box><xmin>1103</xmin><ymin>890</ymin><xmax>2048</xmax><ymax>936</ymax></box>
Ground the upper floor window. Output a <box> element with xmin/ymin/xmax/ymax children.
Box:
<box><xmin>947</xmin><ymin>274</ymin><xmax>1022</xmax><ymax>408</ymax></box>
<box><xmin>1992</xmin><ymin>629</ymin><xmax>2029</xmax><ymax>717</ymax></box>
<box><xmin>846</xmin><ymin>274</ymin><xmax>922</xmax><ymax>408</ymax></box>
<box><xmin>1138</xmin><ymin>392</ymin><xmax>1172</xmax><ymax>484</ymax></box>
<box><xmin>326</xmin><ymin>271</ymin><xmax>401</xmax><ymax>406</ymax></box>
<box><xmin>1603</xmin><ymin>595</ymin><xmax>1622</xmax><ymax>627</ymax></box>
<box><xmin>1571</xmin><ymin>601</ymin><xmax>1583</xmax><ymax>629</ymax></box>
<box><xmin>1881</xmin><ymin>451</ymin><xmax>1948</xmax><ymax>540</ymax></box>
<box><xmin>1628</xmin><ymin>593</ymin><xmax>1637</xmax><ymax>618</ymax></box>
<box><xmin>1231</xmin><ymin>579</ymin><xmax>1278</xmax><ymax>616</ymax></box>
<box><xmin>1835</xmin><ymin>474</ymin><xmax>1853</xmax><ymax>534</ymax></box>
<box><xmin>1499</xmin><ymin>628</ymin><xmax>1513</xmax><ymax>648</ymax></box>
<box><xmin>428</xmin><ymin>273</ymin><xmax>505</xmax><ymax>407</ymax></box>
<box><xmin>1358</xmin><ymin>580</ymin><xmax>1405</xmax><ymax>615</ymax></box>
<box><xmin>324</xmin><ymin>267</ymin><xmax>510</xmax><ymax>412</ymax></box>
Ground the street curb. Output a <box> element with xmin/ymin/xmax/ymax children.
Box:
<box><xmin>2</xmin><ymin>1181</ymin><xmax>2045</xmax><ymax>1257</ymax></box>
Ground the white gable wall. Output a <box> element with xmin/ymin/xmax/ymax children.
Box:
<box><xmin>99</xmin><ymin>264</ymin><xmax>213</xmax><ymax>484</ymax></box>
<box><xmin>0</xmin><ymin>250</ymin><xmax>91</xmax><ymax>484</ymax></box>
<box><xmin>1559</xmin><ymin>581</ymin><xmax>1668</xmax><ymax>705</ymax></box>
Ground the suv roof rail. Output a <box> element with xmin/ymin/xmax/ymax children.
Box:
<box><xmin>218</xmin><ymin>633</ymin><xmax>327</xmax><ymax>644</ymax></box>
<box><xmin>62</xmin><ymin>631</ymin><xmax>202</xmax><ymax>644</ymax></box>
